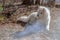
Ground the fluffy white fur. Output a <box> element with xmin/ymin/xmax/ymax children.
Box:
<box><xmin>17</xmin><ymin>6</ymin><xmax>51</xmax><ymax>31</ymax></box>
<box><xmin>12</xmin><ymin>6</ymin><xmax>51</xmax><ymax>38</ymax></box>
<box><xmin>38</xmin><ymin>6</ymin><xmax>51</xmax><ymax>30</ymax></box>
<box><xmin>17</xmin><ymin>12</ymin><xmax>38</xmax><ymax>22</ymax></box>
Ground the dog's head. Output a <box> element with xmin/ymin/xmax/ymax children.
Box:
<box><xmin>37</xmin><ymin>6</ymin><xmax>51</xmax><ymax>31</ymax></box>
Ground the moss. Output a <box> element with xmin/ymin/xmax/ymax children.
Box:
<box><xmin>0</xmin><ymin>15</ymin><xmax>5</xmax><ymax>21</ymax></box>
<box><xmin>0</xmin><ymin>3</ymin><xmax>2</xmax><ymax>6</ymax></box>
<box><xmin>0</xmin><ymin>7</ymin><xmax>3</xmax><ymax>11</ymax></box>
<box><xmin>0</xmin><ymin>3</ymin><xmax>3</xmax><ymax>12</ymax></box>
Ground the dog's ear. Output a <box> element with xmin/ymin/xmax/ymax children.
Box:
<box><xmin>42</xmin><ymin>8</ymin><xmax>45</xmax><ymax>12</ymax></box>
<box><xmin>41</xmin><ymin>9</ymin><xmax>45</xmax><ymax>14</ymax></box>
<box><xmin>38</xmin><ymin>8</ymin><xmax>45</xmax><ymax>15</ymax></box>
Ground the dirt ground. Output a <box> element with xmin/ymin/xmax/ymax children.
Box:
<box><xmin>0</xmin><ymin>8</ymin><xmax>60</xmax><ymax>40</ymax></box>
